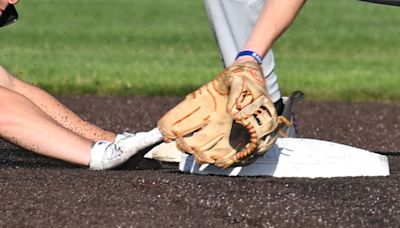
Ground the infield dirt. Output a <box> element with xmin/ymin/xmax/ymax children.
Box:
<box><xmin>0</xmin><ymin>96</ymin><xmax>399</xmax><ymax>227</ymax></box>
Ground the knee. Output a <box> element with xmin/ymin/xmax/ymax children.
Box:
<box><xmin>0</xmin><ymin>65</ymin><xmax>16</xmax><ymax>88</ymax></box>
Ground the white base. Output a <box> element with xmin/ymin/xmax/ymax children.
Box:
<box><xmin>179</xmin><ymin>138</ymin><xmax>390</xmax><ymax>178</ymax></box>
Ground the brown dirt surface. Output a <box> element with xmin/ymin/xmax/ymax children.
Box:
<box><xmin>1</xmin><ymin>95</ymin><xmax>399</xmax><ymax>227</ymax></box>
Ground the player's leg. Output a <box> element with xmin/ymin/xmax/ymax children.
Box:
<box><xmin>0</xmin><ymin>66</ymin><xmax>115</xmax><ymax>142</ymax></box>
<box><xmin>0</xmin><ymin>86</ymin><xmax>164</xmax><ymax>169</ymax></box>
<box><xmin>203</xmin><ymin>0</ymin><xmax>282</xmax><ymax>111</ymax></box>
<box><xmin>0</xmin><ymin>86</ymin><xmax>93</xmax><ymax>165</ymax></box>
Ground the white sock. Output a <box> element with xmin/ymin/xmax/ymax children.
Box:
<box><xmin>89</xmin><ymin>141</ymin><xmax>114</xmax><ymax>170</ymax></box>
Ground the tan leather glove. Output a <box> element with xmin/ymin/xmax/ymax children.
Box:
<box><xmin>158</xmin><ymin>61</ymin><xmax>285</xmax><ymax>168</ymax></box>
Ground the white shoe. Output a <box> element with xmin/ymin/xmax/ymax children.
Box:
<box><xmin>89</xmin><ymin>128</ymin><xmax>163</xmax><ymax>170</ymax></box>
<box><xmin>116</xmin><ymin>128</ymin><xmax>163</xmax><ymax>154</ymax></box>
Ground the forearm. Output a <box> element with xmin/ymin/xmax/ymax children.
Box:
<box><xmin>242</xmin><ymin>0</ymin><xmax>306</xmax><ymax>57</ymax></box>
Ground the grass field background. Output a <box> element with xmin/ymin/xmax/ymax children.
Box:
<box><xmin>1</xmin><ymin>0</ymin><xmax>400</xmax><ymax>101</ymax></box>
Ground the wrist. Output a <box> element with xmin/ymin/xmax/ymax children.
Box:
<box><xmin>235</xmin><ymin>55</ymin><xmax>258</xmax><ymax>64</ymax></box>
<box><xmin>235</xmin><ymin>50</ymin><xmax>263</xmax><ymax>65</ymax></box>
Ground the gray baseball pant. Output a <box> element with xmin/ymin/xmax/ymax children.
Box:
<box><xmin>204</xmin><ymin>0</ymin><xmax>281</xmax><ymax>103</ymax></box>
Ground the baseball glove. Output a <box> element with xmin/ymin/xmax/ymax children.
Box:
<box><xmin>158</xmin><ymin>61</ymin><xmax>288</xmax><ymax>168</ymax></box>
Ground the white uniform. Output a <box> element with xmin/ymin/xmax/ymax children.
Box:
<box><xmin>204</xmin><ymin>0</ymin><xmax>281</xmax><ymax>103</ymax></box>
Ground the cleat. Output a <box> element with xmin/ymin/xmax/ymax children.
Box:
<box><xmin>115</xmin><ymin>128</ymin><xmax>163</xmax><ymax>155</ymax></box>
<box><xmin>89</xmin><ymin>128</ymin><xmax>163</xmax><ymax>170</ymax></box>
<box><xmin>279</xmin><ymin>90</ymin><xmax>304</xmax><ymax>138</ymax></box>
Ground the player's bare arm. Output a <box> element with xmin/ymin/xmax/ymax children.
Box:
<box><xmin>238</xmin><ymin>0</ymin><xmax>306</xmax><ymax>63</ymax></box>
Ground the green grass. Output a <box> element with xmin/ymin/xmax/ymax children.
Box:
<box><xmin>1</xmin><ymin>0</ymin><xmax>219</xmax><ymax>96</ymax></box>
<box><xmin>275</xmin><ymin>0</ymin><xmax>400</xmax><ymax>102</ymax></box>
<box><xmin>1</xmin><ymin>0</ymin><xmax>400</xmax><ymax>101</ymax></box>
